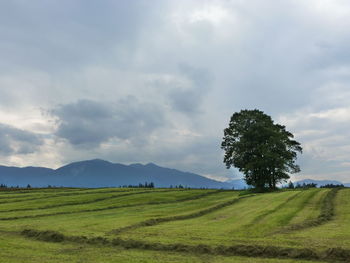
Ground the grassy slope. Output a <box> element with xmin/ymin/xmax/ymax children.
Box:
<box><xmin>118</xmin><ymin>189</ymin><xmax>330</xmax><ymax>248</ymax></box>
<box><xmin>0</xmin><ymin>190</ymin><xmax>237</xmax><ymax>237</ymax></box>
<box><xmin>0</xmin><ymin>232</ymin><xmax>318</xmax><ymax>263</ymax></box>
<box><xmin>0</xmin><ymin>189</ymin><xmax>212</xmax><ymax>214</ymax></box>
<box><xmin>276</xmin><ymin>188</ymin><xmax>350</xmax><ymax>249</ymax></box>
<box><xmin>0</xmin><ymin>187</ymin><xmax>348</xmax><ymax>262</ymax></box>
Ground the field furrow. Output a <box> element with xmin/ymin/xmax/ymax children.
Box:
<box><xmin>0</xmin><ymin>190</ymin><xmax>220</xmax><ymax>220</ymax></box>
<box><xmin>1</xmin><ymin>187</ymin><xmax>349</xmax><ymax>263</ymax></box>
<box><xmin>112</xmin><ymin>194</ymin><xmax>252</xmax><ymax>234</ymax></box>
<box><xmin>0</xmin><ymin>189</ymin><xmax>184</xmax><ymax>212</ymax></box>
<box><xmin>0</xmin><ymin>188</ymin><xmax>152</xmax><ymax>204</ymax></box>
<box><xmin>20</xmin><ymin>228</ymin><xmax>350</xmax><ymax>262</ymax></box>
<box><xmin>275</xmin><ymin>188</ymin><xmax>339</xmax><ymax>233</ymax></box>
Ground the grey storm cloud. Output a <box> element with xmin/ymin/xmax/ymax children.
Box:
<box><xmin>168</xmin><ymin>65</ymin><xmax>213</xmax><ymax>115</ymax></box>
<box><xmin>52</xmin><ymin>98</ymin><xmax>165</xmax><ymax>147</ymax></box>
<box><xmin>1</xmin><ymin>0</ymin><xmax>350</xmax><ymax>182</ymax></box>
<box><xmin>0</xmin><ymin>0</ymin><xmax>161</xmax><ymax>72</ymax></box>
<box><xmin>0</xmin><ymin>124</ymin><xmax>43</xmax><ymax>155</ymax></box>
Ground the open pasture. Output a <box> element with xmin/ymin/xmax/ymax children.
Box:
<box><xmin>0</xmin><ymin>187</ymin><xmax>349</xmax><ymax>262</ymax></box>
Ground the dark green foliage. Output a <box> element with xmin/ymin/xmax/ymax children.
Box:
<box><xmin>121</xmin><ymin>182</ymin><xmax>155</xmax><ymax>188</ymax></box>
<box><xmin>288</xmin><ymin>181</ymin><xmax>294</xmax><ymax>189</ymax></box>
<box><xmin>320</xmin><ymin>184</ymin><xmax>344</xmax><ymax>188</ymax></box>
<box><xmin>295</xmin><ymin>183</ymin><xmax>317</xmax><ymax>189</ymax></box>
<box><xmin>221</xmin><ymin>109</ymin><xmax>302</xmax><ymax>190</ymax></box>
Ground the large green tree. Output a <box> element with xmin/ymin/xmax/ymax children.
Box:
<box><xmin>221</xmin><ymin>109</ymin><xmax>302</xmax><ymax>190</ymax></box>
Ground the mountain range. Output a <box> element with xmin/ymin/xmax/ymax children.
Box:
<box><xmin>0</xmin><ymin>159</ymin><xmax>348</xmax><ymax>189</ymax></box>
<box><xmin>0</xmin><ymin>159</ymin><xmax>233</xmax><ymax>189</ymax></box>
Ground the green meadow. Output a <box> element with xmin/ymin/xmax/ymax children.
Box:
<box><xmin>0</xmin><ymin>187</ymin><xmax>349</xmax><ymax>262</ymax></box>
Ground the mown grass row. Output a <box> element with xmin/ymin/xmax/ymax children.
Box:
<box><xmin>116</xmin><ymin>189</ymin><xmax>326</xmax><ymax>246</ymax></box>
<box><xmin>0</xmin><ymin>189</ymin><xmax>181</xmax><ymax>212</ymax></box>
<box><xmin>246</xmin><ymin>190</ymin><xmax>303</xmax><ymax>227</ymax></box>
<box><xmin>0</xmin><ymin>187</ymin><xmax>87</xmax><ymax>196</ymax></box>
<box><xmin>21</xmin><ymin>229</ymin><xmax>350</xmax><ymax>262</ymax></box>
<box><xmin>112</xmin><ymin>195</ymin><xmax>253</xmax><ymax>234</ymax></box>
<box><xmin>0</xmin><ymin>190</ymin><xmax>224</xmax><ymax>221</ymax></box>
<box><xmin>3</xmin><ymin>188</ymin><xmax>347</xmax><ymax>262</ymax></box>
<box><xmin>275</xmin><ymin>188</ymin><xmax>341</xmax><ymax>233</ymax></box>
<box><xmin>0</xmin><ymin>188</ymin><xmax>153</xmax><ymax>204</ymax></box>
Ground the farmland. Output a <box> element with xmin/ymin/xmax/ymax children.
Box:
<box><xmin>0</xmin><ymin>187</ymin><xmax>349</xmax><ymax>262</ymax></box>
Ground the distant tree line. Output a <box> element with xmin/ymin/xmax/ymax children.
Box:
<box><xmin>295</xmin><ymin>183</ymin><xmax>317</xmax><ymax>189</ymax></box>
<box><xmin>119</xmin><ymin>182</ymin><xmax>155</xmax><ymax>188</ymax></box>
<box><xmin>0</xmin><ymin>184</ymin><xmax>32</xmax><ymax>190</ymax></box>
<box><xmin>0</xmin><ymin>184</ymin><xmax>23</xmax><ymax>189</ymax></box>
<box><xmin>169</xmin><ymin>184</ymin><xmax>185</xmax><ymax>189</ymax></box>
<box><xmin>320</xmin><ymin>184</ymin><xmax>345</xmax><ymax>188</ymax></box>
<box><xmin>168</xmin><ymin>185</ymin><xmax>209</xmax><ymax>189</ymax></box>
<box><xmin>287</xmin><ymin>181</ymin><xmax>345</xmax><ymax>189</ymax></box>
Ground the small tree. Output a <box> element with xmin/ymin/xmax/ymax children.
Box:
<box><xmin>288</xmin><ymin>181</ymin><xmax>295</xmax><ymax>189</ymax></box>
<box><xmin>221</xmin><ymin>109</ymin><xmax>302</xmax><ymax>191</ymax></box>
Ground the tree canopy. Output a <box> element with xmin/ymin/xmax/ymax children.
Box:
<box><xmin>221</xmin><ymin>109</ymin><xmax>302</xmax><ymax>190</ymax></box>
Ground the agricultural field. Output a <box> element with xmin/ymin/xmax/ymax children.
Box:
<box><xmin>0</xmin><ymin>187</ymin><xmax>349</xmax><ymax>262</ymax></box>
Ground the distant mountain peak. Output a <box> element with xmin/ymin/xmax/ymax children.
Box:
<box><xmin>86</xmin><ymin>158</ymin><xmax>111</xmax><ymax>164</ymax></box>
<box><xmin>0</xmin><ymin>159</ymin><xmax>233</xmax><ymax>189</ymax></box>
<box><xmin>145</xmin><ymin>162</ymin><xmax>158</xmax><ymax>167</ymax></box>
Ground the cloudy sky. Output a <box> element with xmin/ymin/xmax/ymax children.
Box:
<box><xmin>1</xmin><ymin>0</ymin><xmax>350</xmax><ymax>183</ymax></box>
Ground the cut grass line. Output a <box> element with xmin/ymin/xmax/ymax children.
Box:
<box><xmin>20</xmin><ymin>228</ymin><xmax>350</xmax><ymax>262</ymax></box>
<box><xmin>0</xmin><ymin>188</ymin><xmax>156</xmax><ymax>204</ymax></box>
<box><xmin>0</xmin><ymin>188</ymin><xmax>88</xmax><ymax>196</ymax></box>
<box><xmin>0</xmin><ymin>190</ymin><xmax>224</xmax><ymax>221</ymax></box>
<box><xmin>0</xmin><ymin>191</ymin><xmax>151</xmax><ymax>212</ymax></box>
<box><xmin>275</xmin><ymin>188</ymin><xmax>341</xmax><ymax>234</ymax></box>
<box><xmin>0</xmin><ymin>189</ymin><xmax>96</xmax><ymax>200</ymax></box>
<box><xmin>112</xmin><ymin>195</ymin><xmax>254</xmax><ymax>235</ymax></box>
<box><xmin>0</xmin><ymin>189</ymin><xmax>180</xmax><ymax>212</ymax></box>
<box><xmin>279</xmin><ymin>189</ymin><xmax>321</xmax><ymax>226</ymax></box>
<box><xmin>245</xmin><ymin>191</ymin><xmax>303</xmax><ymax>228</ymax></box>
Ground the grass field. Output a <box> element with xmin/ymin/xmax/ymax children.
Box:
<box><xmin>0</xmin><ymin>187</ymin><xmax>349</xmax><ymax>262</ymax></box>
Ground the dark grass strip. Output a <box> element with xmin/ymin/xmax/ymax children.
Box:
<box><xmin>0</xmin><ymin>188</ymin><xmax>156</xmax><ymax>204</ymax></box>
<box><xmin>279</xmin><ymin>189</ymin><xmax>322</xmax><ymax>226</ymax></box>
<box><xmin>0</xmin><ymin>190</ymin><xmax>224</xmax><ymax>221</ymax></box>
<box><xmin>112</xmin><ymin>195</ymin><xmax>253</xmax><ymax>235</ymax></box>
<box><xmin>0</xmin><ymin>190</ymin><xmax>133</xmax><ymax>204</ymax></box>
<box><xmin>245</xmin><ymin>190</ymin><xmax>304</xmax><ymax>228</ymax></box>
<box><xmin>20</xmin><ymin>229</ymin><xmax>350</xmax><ymax>262</ymax></box>
<box><xmin>0</xmin><ymin>188</ymin><xmax>103</xmax><ymax>200</ymax></box>
<box><xmin>275</xmin><ymin>188</ymin><xmax>341</xmax><ymax>234</ymax></box>
<box><xmin>0</xmin><ymin>188</ymin><xmax>185</xmax><ymax>204</ymax></box>
<box><xmin>0</xmin><ymin>188</ymin><xmax>120</xmax><ymax>202</ymax></box>
<box><xmin>0</xmin><ymin>188</ymin><xmax>88</xmax><ymax>196</ymax></box>
<box><xmin>0</xmin><ymin>189</ymin><xmax>183</xmax><ymax>212</ymax></box>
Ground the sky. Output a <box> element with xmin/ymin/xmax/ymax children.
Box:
<box><xmin>0</xmin><ymin>0</ymin><xmax>350</xmax><ymax>183</ymax></box>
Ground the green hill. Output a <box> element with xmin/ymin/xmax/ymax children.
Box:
<box><xmin>0</xmin><ymin>187</ymin><xmax>349</xmax><ymax>262</ymax></box>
